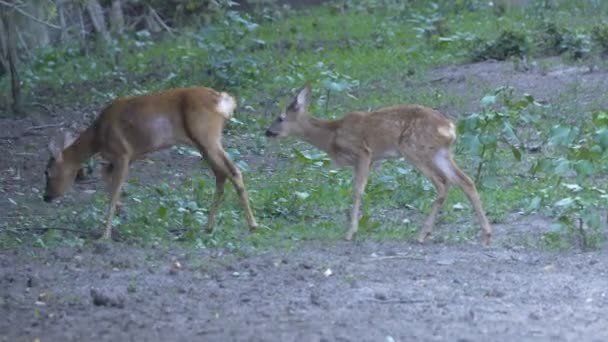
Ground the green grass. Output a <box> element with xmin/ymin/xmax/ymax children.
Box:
<box><xmin>2</xmin><ymin>1</ymin><xmax>608</xmax><ymax>251</ymax></box>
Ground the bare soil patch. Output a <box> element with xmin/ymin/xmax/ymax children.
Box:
<box><xmin>1</xmin><ymin>240</ymin><xmax>606</xmax><ymax>341</ymax></box>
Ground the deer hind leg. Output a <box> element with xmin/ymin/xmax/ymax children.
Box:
<box><xmin>345</xmin><ymin>155</ymin><xmax>372</xmax><ymax>241</ymax></box>
<box><xmin>449</xmin><ymin>159</ymin><xmax>492</xmax><ymax>245</ymax></box>
<box><xmin>101</xmin><ymin>157</ymin><xmax>129</xmax><ymax>239</ymax></box>
<box><xmin>199</xmin><ymin>143</ymin><xmax>257</xmax><ymax>232</ymax></box>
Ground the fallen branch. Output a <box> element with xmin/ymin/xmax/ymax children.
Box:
<box><xmin>0</xmin><ymin>122</ymin><xmax>64</xmax><ymax>140</ymax></box>
<box><xmin>0</xmin><ymin>0</ymin><xmax>62</xmax><ymax>30</ymax></box>
<box><xmin>361</xmin><ymin>298</ymin><xmax>432</xmax><ymax>304</ymax></box>
<box><xmin>18</xmin><ymin>226</ymin><xmax>95</xmax><ymax>236</ymax></box>
<box><xmin>148</xmin><ymin>5</ymin><xmax>174</xmax><ymax>36</ymax></box>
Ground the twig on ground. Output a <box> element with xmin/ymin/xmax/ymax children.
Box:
<box><xmin>0</xmin><ymin>122</ymin><xmax>65</xmax><ymax>140</ymax></box>
<box><xmin>19</xmin><ymin>226</ymin><xmax>95</xmax><ymax>236</ymax></box>
<box><xmin>364</xmin><ymin>254</ymin><xmax>424</xmax><ymax>262</ymax></box>
<box><xmin>361</xmin><ymin>298</ymin><xmax>432</xmax><ymax>304</ymax></box>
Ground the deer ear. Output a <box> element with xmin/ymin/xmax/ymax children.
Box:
<box><xmin>294</xmin><ymin>84</ymin><xmax>311</xmax><ymax>112</ymax></box>
<box><xmin>63</xmin><ymin>131</ymin><xmax>76</xmax><ymax>148</ymax></box>
<box><xmin>48</xmin><ymin>138</ymin><xmax>63</xmax><ymax>161</ymax></box>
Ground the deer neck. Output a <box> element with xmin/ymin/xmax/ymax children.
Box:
<box><xmin>62</xmin><ymin>126</ymin><xmax>98</xmax><ymax>168</ymax></box>
<box><xmin>298</xmin><ymin>116</ymin><xmax>337</xmax><ymax>154</ymax></box>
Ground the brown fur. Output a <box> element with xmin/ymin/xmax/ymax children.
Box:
<box><xmin>44</xmin><ymin>86</ymin><xmax>257</xmax><ymax>239</ymax></box>
<box><xmin>266</xmin><ymin>85</ymin><xmax>491</xmax><ymax>244</ymax></box>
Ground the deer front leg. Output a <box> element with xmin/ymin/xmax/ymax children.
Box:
<box><xmin>101</xmin><ymin>157</ymin><xmax>129</xmax><ymax>239</ymax></box>
<box><xmin>345</xmin><ymin>156</ymin><xmax>371</xmax><ymax>241</ymax></box>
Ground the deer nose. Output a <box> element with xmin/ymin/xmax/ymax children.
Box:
<box><xmin>265</xmin><ymin>130</ymin><xmax>277</xmax><ymax>137</ymax></box>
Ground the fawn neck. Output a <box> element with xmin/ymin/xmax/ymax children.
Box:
<box><xmin>298</xmin><ymin>115</ymin><xmax>337</xmax><ymax>154</ymax></box>
<box><xmin>62</xmin><ymin>126</ymin><xmax>98</xmax><ymax>167</ymax></box>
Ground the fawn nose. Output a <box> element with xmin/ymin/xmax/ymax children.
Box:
<box><xmin>265</xmin><ymin>130</ymin><xmax>277</xmax><ymax>137</ymax></box>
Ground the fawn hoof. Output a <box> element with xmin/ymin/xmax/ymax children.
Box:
<box><xmin>249</xmin><ymin>221</ymin><xmax>258</xmax><ymax>231</ymax></box>
<box><xmin>482</xmin><ymin>233</ymin><xmax>492</xmax><ymax>246</ymax></box>
<box><xmin>417</xmin><ymin>231</ymin><xmax>431</xmax><ymax>244</ymax></box>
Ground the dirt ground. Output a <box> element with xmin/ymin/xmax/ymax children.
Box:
<box><xmin>1</xmin><ymin>59</ymin><xmax>608</xmax><ymax>341</ymax></box>
<box><xmin>2</xmin><ymin>239</ymin><xmax>607</xmax><ymax>342</ymax></box>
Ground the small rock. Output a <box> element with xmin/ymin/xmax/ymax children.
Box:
<box><xmin>90</xmin><ymin>288</ymin><xmax>125</xmax><ymax>308</ymax></box>
<box><xmin>92</xmin><ymin>241</ymin><xmax>111</xmax><ymax>254</ymax></box>
<box><xmin>529</xmin><ymin>312</ymin><xmax>541</xmax><ymax>320</ymax></box>
<box><xmin>27</xmin><ymin>276</ymin><xmax>37</xmax><ymax>288</ymax></box>
<box><xmin>300</xmin><ymin>263</ymin><xmax>313</xmax><ymax>270</ymax></box>
<box><xmin>374</xmin><ymin>292</ymin><xmax>388</xmax><ymax>301</ymax></box>
<box><xmin>436</xmin><ymin>258</ymin><xmax>455</xmax><ymax>266</ymax></box>
<box><xmin>73</xmin><ymin>255</ymin><xmax>83</xmax><ymax>264</ymax></box>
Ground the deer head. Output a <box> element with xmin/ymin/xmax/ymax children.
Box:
<box><xmin>265</xmin><ymin>85</ymin><xmax>312</xmax><ymax>138</ymax></box>
<box><xmin>43</xmin><ymin>131</ymin><xmax>78</xmax><ymax>202</ymax></box>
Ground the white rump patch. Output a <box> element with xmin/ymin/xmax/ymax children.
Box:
<box><xmin>437</xmin><ymin>122</ymin><xmax>456</xmax><ymax>140</ymax></box>
<box><xmin>433</xmin><ymin>148</ymin><xmax>456</xmax><ymax>181</ymax></box>
<box><xmin>216</xmin><ymin>92</ymin><xmax>237</xmax><ymax>119</ymax></box>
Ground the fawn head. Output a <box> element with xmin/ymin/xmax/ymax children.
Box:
<box><xmin>44</xmin><ymin>131</ymin><xmax>78</xmax><ymax>202</ymax></box>
<box><xmin>265</xmin><ymin>85</ymin><xmax>312</xmax><ymax>138</ymax></box>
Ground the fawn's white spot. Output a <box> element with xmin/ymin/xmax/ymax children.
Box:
<box><xmin>437</xmin><ymin>122</ymin><xmax>456</xmax><ymax>140</ymax></box>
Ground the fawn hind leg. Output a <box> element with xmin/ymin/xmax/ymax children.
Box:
<box><xmin>416</xmin><ymin>164</ymin><xmax>450</xmax><ymax>243</ymax></box>
<box><xmin>449</xmin><ymin>159</ymin><xmax>492</xmax><ymax>245</ymax></box>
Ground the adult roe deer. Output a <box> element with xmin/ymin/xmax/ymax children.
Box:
<box><xmin>265</xmin><ymin>85</ymin><xmax>491</xmax><ymax>244</ymax></box>
<box><xmin>44</xmin><ymin>86</ymin><xmax>258</xmax><ymax>239</ymax></box>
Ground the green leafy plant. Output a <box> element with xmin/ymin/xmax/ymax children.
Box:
<box><xmin>457</xmin><ymin>87</ymin><xmax>541</xmax><ymax>185</ymax></box>
<box><xmin>471</xmin><ymin>29</ymin><xmax>528</xmax><ymax>61</ymax></box>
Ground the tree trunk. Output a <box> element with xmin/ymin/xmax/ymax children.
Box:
<box><xmin>109</xmin><ymin>0</ymin><xmax>124</xmax><ymax>34</ymax></box>
<box><xmin>0</xmin><ymin>12</ymin><xmax>23</xmax><ymax>114</ymax></box>
<box><xmin>57</xmin><ymin>0</ymin><xmax>68</xmax><ymax>43</ymax></box>
<box><xmin>86</xmin><ymin>0</ymin><xmax>110</xmax><ymax>41</ymax></box>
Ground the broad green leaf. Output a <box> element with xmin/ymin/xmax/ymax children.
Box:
<box><xmin>554</xmin><ymin>197</ymin><xmax>574</xmax><ymax>208</ymax></box>
<box><xmin>527</xmin><ymin>196</ymin><xmax>542</xmax><ymax>212</ymax></box>
<box><xmin>510</xmin><ymin>145</ymin><xmax>522</xmax><ymax>161</ymax></box>
<box><xmin>480</xmin><ymin>95</ymin><xmax>497</xmax><ymax>107</ymax></box>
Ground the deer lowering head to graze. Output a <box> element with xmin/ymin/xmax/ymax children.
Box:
<box><xmin>265</xmin><ymin>85</ymin><xmax>492</xmax><ymax>245</ymax></box>
<box><xmin>44</xmin><ymin>86</ymin><xmax>258</xmax><ymax>239</ymax></box>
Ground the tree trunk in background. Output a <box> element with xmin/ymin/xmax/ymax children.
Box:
<box><xmin>110</xmin><ymin>0</ymin><xmax>125</xmax><ymax>34</ymax></box>
<box><xmin>0</xmin><ymin>12</ymin><xmax>23</xmax><ymax>114</ymax></box>
<box><xmin>57</xmin><ymin>0</ymin><xmax>68</xmax><ymax>43</ymax></box>
<box><xmin>86</xmin><ymin>0</ymin><xmax>110</xmax><ymax>41</ymax></box>
<box><xmin>25</xmin><ymin>0</ymin><xmax>51</xmax><ymax>48</ymax></box>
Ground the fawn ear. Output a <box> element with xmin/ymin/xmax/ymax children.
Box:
<box><xmin>293</xmin><ymin>84</ymin><xmax>311</xmax><ymax>113</ymax></box>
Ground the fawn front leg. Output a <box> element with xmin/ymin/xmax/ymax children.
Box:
<box><xmin>345</xmin><ymin>156</ymin><xmax>371</xmax><ymax>241</ymax></box>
